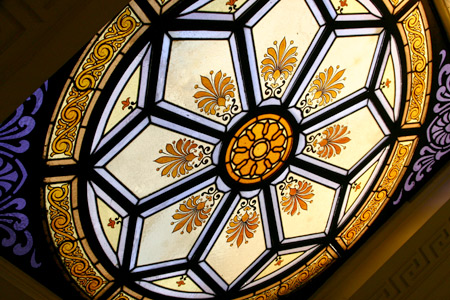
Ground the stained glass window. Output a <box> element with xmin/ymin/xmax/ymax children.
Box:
<box><xmin>1</xmin><ymin>0</ymin><xmax>449</xmax><ymax>299</ymax></box>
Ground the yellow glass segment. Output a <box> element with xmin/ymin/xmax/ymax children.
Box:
<box><xmin>106</xmin><ymin>125</ymin><xmax>213</xmax><ymax>199</ymax></box>
<box><xmin>346</xmin><ymin>161</ymin><xmax>378</xmax><ymax>213</ymax></box>
<box><xmin>225</xmin><ymin>114</ymin><xmax>293</xmax><ymax>184</ymax></box>
<box><xmin>252</xmin><ymin>0</ymin><xmax>319</xmax><ymax>99</ymax></box>
<box><xmin>153</xmin><ymin>275</ymin><xmax>203</xmax><ymax>293</ymax></box>
<box><xmin>254</xmin><ymin>252</ymin><xmax>304</xmax><ymax>281</ymax></box>
<box><xmin>206</xmin><ymin>197</ymin><xmax>266</xmax><ymax>284</ymax></box>
<box><xmin>104</xmin><ymin>65</ymin><xmax>141</xmax><ymax>134</ymax></box>
<box><xmin>138</xmin><ymin>185</ymin><xmax>223</xmax><ymax>266</ymax></box>
<box><xmin>298</xmin><ymin>35</ymin><xmax>379</xmax><ymax>116</ymax></box>
<box><xmin>165</xmin><ymin>40</ymin><xmax>242</xmax><ymax>125</ymax></box>
<box><xmin>97</xmin><ymin>197</ymin><xmax>122</xmax><ymax>251</ymax></box>
<box><xmin>381</xmin><ymin>55</ymin><xmax>396</xmax><ymax>108</ymax></box>
<box><xmin>276</xmin><ymin>174</ymin><xmax>336</xmax><ymax>238</ymax></box>
<box><xmin>331</xmin><ymin>0</ymin><xmax>369</xmax><ymax>14</ymax></box>
<box><xmin>304</xmin><ymin>107</ymin><xmax>385</xmax><ymax>170</ymax></box>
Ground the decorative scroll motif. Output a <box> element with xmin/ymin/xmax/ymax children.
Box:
<box><xmin>226</xmin><ymin>115</ymin><xmax>293</xmax><ymax>184</ymax></box>
<box><xmin>176</xmin><ymin>275</ymin><xmax>187</xmax><ymax>287</ymax></box>
<box><xmin>395</xmin><ymin>50</ymin><xmax>450</xmax><ymax>204</ymax></box>
<box><xmin>155</xmin><ymin>138</ymin><xmax>210</xmax><ymax>178</ymax></box>
<box><xmin>305</xmin><ymin>124</ymin><xmax>351</xmax><ymax>159</ymax></box>
<box><xmin>352</xmin><ymin>182</ymin><xmax>361</xmax><ymax>191</ymax></box>
<box><xmin>260</xmin><ymin>38</ymin><xmax>298</xmax><ymax>98</ymax></box>
<box><xmin>278</xmin><ymin>177</ymin><xmax>314</xmax><ymax>216</ymax></box>
<box><xmin>226</xmin><ymin>198</ymin><xmax>260</xmax><ymax>247</ymax></box>
<box><xmin>171</xmin><ymin>187</ymin><xmax>221</xmax><ymax>234</ymax></box>
<box><xmin>298</xmin><ymin>66</ymin><xmax>346</xmax><ymax>114</ymax></box>
<box><xmin>46</xmin><ymin>183</ymin><xmax>106</xmax><ymax>296</ymax></box>
<box><xmin>335</xmin><ymin>0</ymin><xmax>348</xmax><ymax>14</ymax></box>
<box><xmin>381</xmin><ymin>78</ymin><xmax>391</xmax><ymax>89</ymax></box>
<box><xmin>227</xmin><ymin>0</ymin><xmax>239</xmax><ymax>12</ymax></box>
<box><xmin>193</xmin><ymin>70</ymin><xmax>239</xmax><ymax>121</ymax></box>
<box><xmin>402</xmin><ymin>7</ymin><xmax>429</xmax><ymax>125</ymax></box>
<box><xmin>0</xmin><ymin>82</ymin><xmax>45</xmax><ymax>268</ymax></box>
<box><xmin>49</xmin><ymin>7</ymin><xmax>141</xmax><ymax>158</ymax></box>
<box><xmin>121</xmin><ymin>97</ymin><xmax>136</xmax><ymax>111</ymax></box>
<box><xmin>107</xmin><ymin>216</ymin><xmax>122</xmax><ymax>229</ymax></box>
<box><xmin>338</xmin><ymin>140</ymin><xmax>414</xmax><ymax>247</ymax></box>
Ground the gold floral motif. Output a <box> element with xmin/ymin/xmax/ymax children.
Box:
<box><xmin>155</xmin><ymin>138</ymin><xmax>206</xmax><ymax>178</ymax></box>
<box><xmin>402</xmin><ymin>7</ymin><xmax>429</xmax><ymax>125</ymax></box>
<box><xmin>280</xmin><ymin>180</ymin><xmax>314</xmax><ymax>216</ymax></box>
<box><xmin>260</xmin><ymin>38</ymin><xmax>298</xmax><ymax>97</ymax></box>
<box><xmin>298</xmin><ymin>66</ymin><xmax>346</xmax><ymax>115</ymax></box>
<box><xmin>171</xmin><ymin>195</ymin><xmax>212</xmax><ymax>234</ymax></box>
<box><xmin>338</xmin><ymin>140</ymin><xmax>415</xmax><ymax>248</ymax></box>
<box><xmin>226</xmin><ymin>199</ymin><xmax>260</xmax><ymax>247</ymax></box>
<box><xmin>49</xmin><ymin>7</ymin><xmax>141</xmax><ymax>158</ymax></box>
<box><xmin>309</xmin><ymin>66</ymin><xmax>346</xmax><ymax>106</ymax></box>
<box><xmin>46</xmin><ymin>183</ymin><xmax>106</xmax><ymax>296</ymax></box>
<box><xmin>194</xmin><ymin>70</ymin><xmax>236</xmax><ymax>117</ymax></box>
<box><xmin>307</xmin><ymin>124</ymin><xmax>351</xmax><ymax>159</ymax></box>
<box><xmin>226</xmin><ymin>115</ymin><xmax>293</xmax><ymax>184</ymax></box>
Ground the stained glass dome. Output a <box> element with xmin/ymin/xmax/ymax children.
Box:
<box><xmin>2</xmin><ymin>0</ymin><xmax>442</xmax><ymax>299</ymax></box>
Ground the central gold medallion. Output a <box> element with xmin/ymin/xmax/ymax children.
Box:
<box><xmin>225</xmin><ymin>114</ymin><xmax>293</xmax><ymax>184</ymax></box>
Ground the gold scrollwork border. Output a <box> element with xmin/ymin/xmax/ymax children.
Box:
<box><xmin>336</xmin><ymin>137</ymin><xmax>418</xmax><ymax>249</ymax></box>
<box><xmin>44</xmin><ymin>177</ymin><xmax>110</xmax><ymax>298</ymax></box>
<box><xmin>239</xmin><ymin>247</ymin><xmax>338</xmax><ymax>300</ymax></box>
<box><xmin>46</xmin><ymin>6</ymin><xmax>145</xmax><ymax>163</ymax></box>
<box><xmin>399</xmin><ymin>3</ymin><xmax>432</xmax><ymax>128</ymax></box>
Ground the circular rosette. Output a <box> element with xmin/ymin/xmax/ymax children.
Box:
<box><xmin>225</xmin><ymin>114</ymin><xmax>294</xmax><ymax>184</ymax></box>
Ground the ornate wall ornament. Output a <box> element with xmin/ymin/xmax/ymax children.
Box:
<box><xmin>0</xmin><ymin>82</ymin><xmax>45</xmax><ymax>267</ymax></box>
<box><xmin>401</xmin><ymin>5</ymin><xmax>431</xmax><ymax>126</ymax></box>
<box><xmin>45</xmin><ymin>182</ymin><xmax>107</xmax><ymax>297</ymax></box>
<box><xmin>48</xmin><ymin>7</ymin><xmax>142</xmax><ymax>159</ymax></box>
<box><xmin>395</xmin><ymin>50</ymin><xmax>450</xmax><ymax>204</ymax></box>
